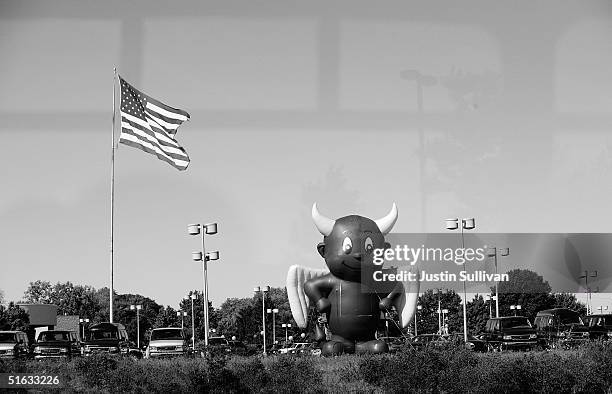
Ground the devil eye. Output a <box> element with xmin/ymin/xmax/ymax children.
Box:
<box><xmin>364</xmin><ymin>237</ymin><xmax>374</xmax><ymax>253</ymax></box>
<box><xmin>342</xmin><ymin>237</ymin><xmax>352</xmax><ymax>254</ymax></box>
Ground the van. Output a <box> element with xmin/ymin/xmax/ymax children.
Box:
<box><xmin>483</xmin><ymin>316</ymin><xmax>537</xmax><ymax>351</ymax></box>
<box><xmin>534</xmin><ymin>308</ymin><xmax>590</xmax><ymax>349</ymax></box>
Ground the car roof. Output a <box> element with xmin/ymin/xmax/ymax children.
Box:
<box><xmin>536</xmin><ymin>308</ymin><xmax>578</xmax><ymax>315</ymax></box>
<box><xmin>489</xmin><ymin>316</ymin><xmax>529</xmax><ymax>320</ymax></box>
<box><xmin>0</xmin><ymin>331</ymin><xmax>23</xmax><ymax>334</ymax></box>
<box><xmin>89</xmin><ymin>322</ymin><xmax>126</xmax><ymax>330</ymax></box>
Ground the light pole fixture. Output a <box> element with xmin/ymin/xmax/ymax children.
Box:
<box><xmin>130</xmin><ymin>305</ymin><xmax>142</xmax><ymax>348</ymax></box>
<box><xmin>267</xmin><ymin>308</ymin><xmax>279</xmax><ymax>345</ymax></box>
<box><xmin>485</xmin><ymin>294</ymin><xmax>497</xmax><ymax>319</ymax></box>
<box><xmin>435</xmin><ymin>288</ymin><xmax>447</xmax><ymax>335</ymax></box>
<box><xmin>79</xmin><ymin>318</ymin><xmax>89</xmax><ymax>340</ymax></box>
<box><xmin>510</xmin><ymin>305</ymin><xmax>522</xmax><ymax>316</ymax></box>
<box><xmin>188</xmin><ymin>222</ymin><xmax>219</xmax><ymax>348</ymax></box>
<box><xmin>487</xmin><ymin>247</ymin><xmax>510</xmax><ymax>318</ymax></box>
<box><xmin>446</xmin><ymin>218</ymin><xmax>476</xmax><ymax>343</ymax></box>
<box><xmin>415</xmin><ymin>305</ymin><xmax>422</xmax><ymax>336</ymax></box>
<box><xmin>282</xmin><ymin>323</ymin><xmax>292</xmax><ymax>344</ymax></box>
<box><xmin>442</xmin><ymin>309</ymin><xmax>449</xmax><ymax>335</ymax></box>
<box><xmin>189</xmin><ymin>293</ymin><xmax>197</xmax><ymax>350</ymax></box>
<box><xmin>597</xmin><ymin>306</ymin><xmax>609</xmax><ymax>313</ymax></box>
<box><xmin>579</xmin><ymin>270</ymin><xmax>598</xmax><ymax>315</ymax></box>
<box><xmin>254</xmin><ymin>285</ymin><xmax>270</xmax><ymax>354</ymax></box>
<box><xmin>177</xmin><ymin>311</ymin><xmax>187</xmax><ymax>330</ymax></box>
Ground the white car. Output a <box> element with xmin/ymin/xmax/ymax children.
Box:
<box><xmin>145</xmin><ymin>328</ymin><xmax>188</xmax><ymax>359</ymax></box>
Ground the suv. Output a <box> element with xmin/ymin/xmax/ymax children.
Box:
<box><xmin>585</xmin><ymin>314</ymin><xmax>612</xmax><ymax>341</ymax></box>
<box><xmin>145</xmin><ymin>328</ymin><xmax>188</xmax><ymax>358</ymax></box>
<box><xmin>33</xmin><ymin>330</ymin><xmax>80</xmax><ymax>360</ymax></box>
<box><xmin>483</xmin><ymin>316</ymin><xmax>537</xmax><ymax>351</ymax></box>
<box><xmin>534</xmin><ymin>308</ymin><xmax>590</xmax><ymax>349</ymax></box>
<box><xmin>82</xmin><ymin>323</ymin><xmax>142</xmax><ymax>358</ymax></box>
<box><xmin>0</xmin><ymin>331</ymin><xmax>30</xmax><ymax>359</ymax></box>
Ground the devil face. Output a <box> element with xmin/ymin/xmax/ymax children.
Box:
<box><xmin>312</xmin><ymin>203</ymin><xmax>398</xmax><ymax>282</ymax></box>
<box><xmin>320</xmin><ymin>216</ymin><xmax>386</xmax><ymax>281</ymax></box>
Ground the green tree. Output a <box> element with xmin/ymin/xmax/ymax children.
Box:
<box><xmin>466</xmin><ymin>294</ymin><xmax>490</xmax><ymax>335</ymax></box>
<box><xmin>551</xmin><ymin>293</ymin><xmax>587</xmax><ymax>315</ymax></box>
<box><xmin>493</xmin><ymin>269</ymin><xmax>555</xmax><ymax>320</ymax></box>
<box><xmin>0</xmin><ymin>302</ymin><xmax>29</xmax><ymax>331</ymax></box>
<box><xmin>416</xmin><ymin>289</ymin><xmax>462</xmax><ymax>334</ymax></box>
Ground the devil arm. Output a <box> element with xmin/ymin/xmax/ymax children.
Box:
<box><xmin>304</xmin><ymin>274</ymin><xmax>335</xmax><ymax>312</ymax></box>
<box><xmin>378</xmin><ymin>281</ymin><xmax>403</xmax><ymax>311</ymax></box>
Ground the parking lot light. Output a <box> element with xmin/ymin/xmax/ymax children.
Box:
<box><xmin>130</xmin><ymin>305</ymin><xmax>142</xmax><ymax>348</ymax></box>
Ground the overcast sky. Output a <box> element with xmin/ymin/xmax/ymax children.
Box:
<box><xmin>1</xmin><ymin>1</ymin><xmax>611</xmax><ymax>311</ymax></box>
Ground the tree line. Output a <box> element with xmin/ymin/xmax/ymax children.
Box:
<box><xmin>0</xmin><ymin>269</ymin><xmax>588</xmax><ymax>343</ymax></box>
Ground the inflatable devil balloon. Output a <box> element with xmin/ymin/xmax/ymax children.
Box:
<box><xmin>287</xmin><ymin>203</ymin><xmax>419</xmax><ymax>356</ymax></box>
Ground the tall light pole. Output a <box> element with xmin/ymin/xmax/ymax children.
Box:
<box><xmin>485</xmin><ymin>294</ymin><xmax>496</xmax><ymax>319</ymax></box>
<box><xmin>446</xmin><ymin>218</ymin><xmax>476</xmax><ymax>343</ymax></box>
<box><xmin>414</xmin><ymin>305</ymin><xmax>422</xmax><ymax>336</ymax></box>
<box><xmin>188</xmin><ymin>222</ymin><xmax>219</xmax><ymax>348</ymax></box>
<box><xmin>177</xmin><ymin>311</ymin><xmax>187</xmax><ymax>330</ymax></box>
<box><xmin>254</xmin><ymin>286</ymin><xmax>270</xmax><ymax>355</ymax></box>
<box><xmin>435</xmin><ymin>288</ymin><xmax>447</xmax><ymax>335</ymax></box>
<box><xmin>281</xmin><ymin>323</ymin><xmax>292</xmax><ymax>345</ymax></box>
<box><xmin>79</xmin><ymin>318</ymin><xmax>89</xmax><ymax>341</ymax></box>
<box><xmin>189</xmin><ymin>293</ymin><xmax>196</xmax><ymax>350</ymax></box>
<box><xmin>579</xmin><ymin>270</ymin><xmax>598</xmax><ymax>315</ymax></box>
<box><xmin>267</xmin><ymin>308</ymin><xmax>279</xmax><ymax>345</ymax></box>
<box><xmin>442</xmin><ymin>309</ymin><xmax>449</xmax><ymax>335</ymax></box>
<box><xmin>130</xmin><ymin>304</ymin><xmax>142</xmax><ymax>348</ymax></box>
<box><xmin>486</xmin><ymin>247</ymin><xmax>509</xmax><ymax>318</ymax></box>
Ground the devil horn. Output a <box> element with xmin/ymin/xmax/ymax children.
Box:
<box><xmin>312</xmin><ymin>203</ymin><xmax>335</xmax><ymax>236</ymax></box>
<box><xmin>374</xmin><ymin>203</ymin><xmax>398</xmax><ymax>235</ymax></box>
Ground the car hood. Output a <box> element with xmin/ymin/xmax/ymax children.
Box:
<box><xmin>83</xmin><ymin>339</ymin><xmax>120</xmax><ymax>347</ymax></box>
<box><xmin>504</xmin><ymin>326</ymin><xmax>536</xmax><ymax>335</ymax></box>
<box><xmin>149</xmin><ymin>340</ymin><xmax>184</xmax><ymax>347</ymax></box>
<box><xmin>36</xmin><ymin>341</ymin><xmax>71</xmax><ymax>347</ymax></box>
<box><xmin>0</xmin><ymin>343</ymin><xmax>16</xmax><ymax>350</ymax></box>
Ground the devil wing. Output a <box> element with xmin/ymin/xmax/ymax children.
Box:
<box><xmin>286</xmin><ymin>264</ymin><xmax>330</xmax><ymax>328</ymax></box>
<box><xmin>390</xmin><ymin>265</ymin><xmax>421</xmax><ymax>328</ymax></box>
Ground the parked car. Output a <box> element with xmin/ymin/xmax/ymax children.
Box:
<box><xmin>410</xmin><ymin>334</ymin><xmax>445</xmax><ymax>349</ymax></box>
<box><xmin>534</xmin><ymin>308</ymin><xmax>590</xmax><ymax>349</ymax></box>
<box><xmin>378</xmin><ymin>336</ymin><xmax>408</xmax><ymax>353</ymax></box>
<box><xmin>228</xmin><ymin>340</ymin><xmax>250</xmax><ymax>355</ymax></box>
<box><xmin>483</xmin><ymin>316</ymin><xmax>537</xmax><ymax>351</ymax></box>
<box><xmin>0</xmin><ymin>331</ymin><xmax>30</xmax><ymax>359</ymax></box>
<box><xmin>444</xmin><ymin>333</ymin><xmax>487</xmax><ymax>352</ymax></box>
<box><xmin>585</xmin><ymin>314</ymin><xmax>612</xmax><ymax>341</ymax></box>
<box><xmin>33</xmin><ymin>330</ymin><xmax>80</xmax><ymax>360</ymax></box>
<box><xmin>82</xmin><ymin>322</ymin><xmax>142</xmax><ymax>358</ymax></box>
<box><xmin>202</xmin><ymin>336</ymin><xmax>231</xmax><ymax>356</ymax></box>
<box><xmin>145</xmin><ymin>328</ymin><xmax>188</xmax><ymax>359</ymax></box>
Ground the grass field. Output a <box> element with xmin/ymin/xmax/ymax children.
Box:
<box><xmin>1</xmin><ymin>342</ymin><xmax>612</xmax><ymax>393</ymax></box>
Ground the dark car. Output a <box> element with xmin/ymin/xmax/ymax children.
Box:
<box><xmin>33</xmin><ymin>330</ymin><xmax>80</xmax><ymax>360</ymax></box>
<box><xmin>378</xmin><ymin>336</ymin><xmax>408</xmax><ymax>353</ymax></box>
<box><xmin>444</xmin><ymin>333</ymin><xmax>487</xmax><ymax>352</ymax></box>
<box><xmin>585</xmin><ymin>314</ymin><xmax>612</xmax><ymax>341</ymax></box>
<box><xmin>410</xmin><ymin>334</ymin><xmax>445</xmax><ymax>349</ymax></box>
<box><xmin>534</xmin><ymin>309</ymin><xmax>590</xmax><ymax>349</ymax></box>
<box><xmin>0</xmin><ymin>331</ymin><xmax>30</xmax><ymax>359</ymax></box>
<box><xmin>202</xmin><ymin>336</ymin><xmax>231</xmax><ymax>357</ymax></box>
<box><xmin>82</xmin><ymin>322</ymin><xmax>142</xmax><ymax>358</ymax></box>
<box><xmin>484</xmin><ymin>316</ymin><xmax>537</xmax><ymax>351</ymax></box>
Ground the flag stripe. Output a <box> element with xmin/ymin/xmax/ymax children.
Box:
<box><xmin>119</xmin><ymin>136</ymin><xmax>189</xmax><ymax>170</ymax></box>
<box><xmin>121</xmin><ymin>112</ymin><xmax>181</xmax><ymax>148</ymax></box>
<box><xmin>118</xmin><ymin>75</ymin><xmax>190</xmax><ymax>171</ymax></box>
<box><xmin>120</xmin><ymin>121</ymin><xmax>187</xmax><ymax>157</ymax></box>
<box><xmin>144</xmin><ymin>99</ymin><xmax>190</xmax><ymax>120</ymax></box>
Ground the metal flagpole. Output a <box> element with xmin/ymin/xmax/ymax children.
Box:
<box><xmin>110</xmin><ymin>67</ymin><xmax>117</xmax><ymax>323</ymax></box>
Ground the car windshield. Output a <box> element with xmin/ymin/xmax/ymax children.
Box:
<box><xmin>0</xmin><ymin>333</ymin><xmax>16</xmax><ymax>343</ymax></box>
<box><xmin>38</xmin><ymin>332</ymin><xmax>70</xmax><ymax>342</ymax></box>
<box><xmin>150</xmin><ymin>329</ymin><xmax>183</xmax><ymax>341</ymax></box>
<box><xmin>88</xmin><ymin>329</ymin><xmax>118</xmax><ymax>340</ymax></box>
<box><xmin>559</xmin><ymin>313</ymin><xmax>582</xmax><ymax>325</ymax></box>
<box><xmin>208</xmin><ymin>338</ymin><xmax>227</xmax><ymax>346</ymax></box>
<box><xmin>501</xmin><ymin>317</ymin><xmax>531</xmax><ymax>328</ymax></box>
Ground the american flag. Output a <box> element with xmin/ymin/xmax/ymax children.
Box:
<box><xmin>118</xmin><ymin>76</ymin><xmax>190</xmax><ymax>171</ymax></box>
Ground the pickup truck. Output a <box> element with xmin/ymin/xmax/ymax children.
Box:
<box><xmin>534</xmin><ymin>308</ymin><xmax>590</xmax><ymax>349</ymax></box>
<box><xmin>33</xmin><ymin>330</ymin><xmax>80</xmax><ymax>360</ymax></box>
<box><xmin>145</xmin><ymin>328</ymin><xmax>188</xmax><ymax>358</ymax></box>
<box><xmin>82</xmin><ymin>322</ymin><xmax>142</xmax><ymax>358</ymax></box>
<box><xmin>483</xmin><ymin>316</ymin><xmax>538</xmax><ymax>351</ymax></box>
